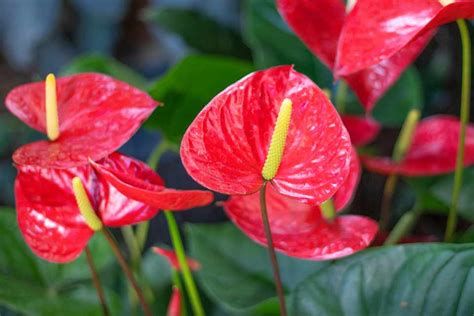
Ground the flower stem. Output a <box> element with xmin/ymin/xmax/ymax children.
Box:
<box><xmin>335</xmin><ymin>80</ymin><xmax>348</xmax><ymax>113</ymax></box>
<box><xmin>85</xmin><ymin>246</ymin><xmax>110</xmax><ymax>316</ymax></box>
<box><xmin>172</xmin><ymin>269</ymin><xmax>187</xmax><ymax>316</ymax></box>
<box><xmin>259</xmin><ymin>182</ymin><xmax>287</xmax><ymax>316</ymax></box>
<box><xmin>384</xmin><ymin>202</ymin><xmax>423</xmax><ymax>245</ymax></box>
<box><xmin>121</xmin><ymin>225</ymin><xmax>142</xmax><ymax>269</ymax></box>
<box><xmin>164</xmin><ymin>211</ymin><xmax>205</xmax><ymax>316</ymax></box>
<box><xmin>445</xmin><ymin>19</ymin><xmax>471</xmax><ymax>242</ymax></box>
<box><xmin>101</xmin><ymin>228</ymin><xmax>152</xmax><ymax>316</ymax></box>
<box><xmin>379</xmin><ymin>174</ymin><xmax>398</xmax><ymax>230</ymax></box>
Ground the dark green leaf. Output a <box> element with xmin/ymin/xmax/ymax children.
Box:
<box><xmin>243</xmin><ymin>0</ymin><xmax>332</xmax><ymax>87</ymax></box>
<box><xmin>292</xmin><ymin>243</ymin><xmax>474</xmax><ymax>316</ymax></box>
<box><xmin>60</xmin><ymin>54</ymin><xmax>148</xmax><ymax>89</ymax></box>
<box><xmin>144</xmin><ymin>7</ymin><xmax>251</xmax><ymax>59</ymax></box>
<box><xmin>145</xmin><ymin>55</ymin><xmax>254</xmax><ymax>144</ymax></box>
<box><xmin>187</xmin><ymin>223</ymin><xmax>328</xmax><ymax>314</ymax></box>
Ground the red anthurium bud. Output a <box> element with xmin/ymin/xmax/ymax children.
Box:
<box><xmin>361</xmin><ymin>115</ymin><xmax>474</xmax><ymax>176</ymax></box>
<box><xmin>276</xmin><ymin>0</ymin><xmax>433</xmax><ymax>111</ymax></box>
<box><xmin>223</xmin><ymin>158</ymin><xmax>377</xmax><ymax>260</ymax></box>
<box><xmin>167</xmin><ymin>287</ymin><xmax>181</xmax><ymax>316</ymax></box>
<box><xmin>152</xmin><ymin>246</ymin><xmax>201</xmax><ymax>271</ymax></box>
<box><xmin>181</xmin><ymin>65</ymin><xmax>352</xmax><ymax>205</ymax></box>
<box><xmin>341</xmin><ymin>115</ymin><xmax>381</xmax><ymax>146</ymax></box>
<box><xmin>335</xmin><ymin>0</ymin><xmax>474</xmax><ymax>78</ymax></box>
<box><xmin>90</xmin><ymin>154</ymin><xmax>214</xmax><ymax>211</ymax></box>
<box><xmin>6</xmin><ymin>73</ymin><xmax>158</xmax><ymax>168</ymax></box>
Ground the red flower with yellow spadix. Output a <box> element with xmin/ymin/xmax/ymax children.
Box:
<box><xmin>181</xmin><ymin>65</ymin><xmax>352</xmax><ymax>204</ymax></box>
<box><xmin>223</xmin><ymin>147</ymin><xmax>378</xmax><ymax>260</ymax></box>
<box><xmin>276</xmin><ymin>0</ymin><xmax>433</xmax><ymax>112</ymax></box>
<box><xmin>7</xmin><ymin>73</ymin><xmax>213</xmax><ymax>262</ymax></box>
<box><xmin>334</xmin><ymin>0</ymin><xmax>474</xmax><ymax>79</ymax></box>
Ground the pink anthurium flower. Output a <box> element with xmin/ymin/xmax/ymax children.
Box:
<box><xmin>181</xmin><ymin>65</ymin><xmax>352</xmax><ymax>205</ymax></box>
<box><xmin>335</xmin><ymin>0</ymin><xmax>474</xmax><ymax>78</ymax></box>
<box><xmin>167</xmin><ymin>287</ymin><xmax>182</xmax><ymax>316</ymax></box>
<box><xmin>277</xmin><ymin>0</ymin><xmax>433</xmax><ymax>111</ymax></box>
<box><xmin>341</xmin><ymin>114</ymin><xmax>381</xmax><ymax>146</ymax></box>
<box><xmin>152</xmin><ymin>246</ymin><xmax>201</xmax><ymax>271</ymax></box>
<box><xmin>362</xmin><ymin>115</ymin><xmax>474</xmax><ymax>176</ymax></box>
<box><xmin>223</xmin><ymin>148</ymin><xmax>378</xmax><ymax>260</ymax></box>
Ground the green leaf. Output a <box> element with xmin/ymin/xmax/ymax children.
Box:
<box><xmin>144</xmin><ymin>7</ymin><xmax>251</xmax><ymax>59</ymax></box>
<box><xmin>187</xmin><ymin>223</ymin><xmax>328</xmax><ymax>314</ymax></box>
<box><xmin>243</xmin><ymin>0</ymin><xmax>332</xmax><ymax>87</ymax></box>
<box><xmin>60</xmin><ymin>54</ymin><xmax>148</xmax><ymax>89</ymax></box>
<box><xmin>291</xmin><ymin>243</ymin><xmax>474</xmax><ymax>316</ymax></box>
<box><xmin>145</xmin><ymin>55</ymin><xmax>254</xmax><ymax>144</ymax></box>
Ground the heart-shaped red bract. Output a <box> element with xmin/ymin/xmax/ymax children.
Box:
<box><xmin>223</xmin><ymin>180</ymin><xmax>377</xmax><ymax>260</ymax></box>
<box><xmin>6</xmin><ymin>73</ymin><xmax>158</xmax><ymax>168</ymax></box>
<box><xmin>341</xmin><ymin>115</ymin><xmax>381</xmax><ymax>147</ymax></box>
<box><xmin>335</xmin><ymin>0</ymin><xmax>474</xmax><ymax>78</ymax></box>
<box><xmin>362</xmin><ymin>115</ymin><xmax>474</xmax><ymax>176</ymax></box>
<box><xmin>152</xmin><ymin>247</ymin><xmax>201</xmax><ymax>271</ymax></box>
<box><xmin>276</xmin><ymin>0</ymin><xmax>433</xmax><ymax>111</ymax></box>
<box><xmin>181</xmin><ymin>65</ymin><xmax>352</xmax><ymax>205</ymax></box>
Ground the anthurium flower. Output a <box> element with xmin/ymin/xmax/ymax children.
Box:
<box><xmin>181</xmin><ymin>65</ymin><xmax>352</xmax><ymax>204</ymax></box>
<box><xmin>362</xmin><ymin>115</ymin><xmax>474</xmax><ymax>176</ymax></box>
<box><xmin>335</xmin><ymin>0</ymin><xmax>474</xmax><ymax>78</ymax></box>
<box><xmin>167</xmin><ymin>287</ymin><xmax>181</xmax><ymax>316</ymax></box>
<box><xmin>276</xmin><ymin>0</ymin><xmax>433</xmax><ymax>111</ymax></box>
<box><xmin>223</xmin><ymin>148</ymin><xmax>378</xmax><ymax>260</ymax></box>
<box><xmin>152</xmin><ymin>246</ymin><xmax>201</xmax><ymax>271</ymax></box>
<box><xmin>6</xmin><ymin>73</ymin><xmax>158</xmax><ymax>168</ymax></box>
<box><xmin>341</xmin><ymin>115</ymin><xmax>381</xmax><ymax>146</ymax></box>
<box><xmin>15</xmin><ymin>152</ymin><xmax>213</xmax><ymax>263</ymax></box>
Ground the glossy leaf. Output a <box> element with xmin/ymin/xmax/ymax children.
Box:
<box><xmin>335</xmin><ymin>0</ymin><xmax>474</xmax><ymax>76</ymax></box>
<box><xmin>188</xmin><ymin>223</ymin><xmax>330</xmax><ymax>313</ymax></box>
<box><xmin>7</xmin><ymin>73</ymin><xmax>158</xmax><ymax>168</ymax></box>
<box><xmin>291</xmin><ymin>243</ymin><xmax>474</xmax><ymax>316</ymax></box>
<box><xmin>181</xmin><ymin>65</ymin><xmax>352</xmax><ymax>204</ymax></box>
<box><xmin>145</xmin><ymin>55</ymin><xmax>254</xmax><ymax>144</ymax></box>
<box><xmin>362</xmin><ymin>116</ymin><xmax>474</xmax><ymax>176</ymax></box>
<box><xmin>144</xmin><ymin>7</ymin><xmax>251</xmax><ymax>59</ymax></box>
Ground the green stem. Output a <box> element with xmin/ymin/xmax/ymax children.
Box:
<box><xmin>259</xmin><ymin>182</ymin><xmax>287</xmax><ymax>316</ymax></box>
<box><xmin>164</xmin><ymin>211</ymin><xmax>205</xmax><ymax>316</ymax></box>
<box><xmin>384</xmin><ymin>202</ymin><xmax>423</xmax><ymax>245</ymax></box>
<box><xmin>121</xmin><ymin>226</ymin><xmax>141</xmax><ymax>269</ymax></box>
<box><xmin>101</xmin><ymin>229</ymin><xmax>152</xmax><ymax>316</ymax></box>
<box><xmin>445</xmin><ymin>19</ymin><xmax>471</xmax><ymax>242</ymax></box>
<box><xmin>335</xmin><ymin>80</ymin><xmax>348</xmax><ymax>113</ymax></box>
<box><xmin>85</xmin><ymin>246</ymin><xmax>110</xmax><ymax>316</ymax></box>
<box><xmin>379</xmin><ymin>174</ymin><xmax>398</xmax><ymax>230</ymax></box>
<box><xmin>147</xmin><ymin>139</ymin><xmax>171</xmax><ymax>170</ymax></box>
<box><xmin>136</xmin><ymin>221</ymin><xmax>150</xmax><ymax>252</ymax></box>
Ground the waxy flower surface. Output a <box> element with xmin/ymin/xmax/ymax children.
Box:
<box><xmin>335</xmin><ymin>0</ymin><xmax>474</xmax><ymax>78</ymax></box>
<box><xmin>224</xmin><ymin>148</ymin><xmax>378</xmax><ymax>260</ymax></box>
<box><xmin>277</xmin><ymin>0</ymin><xmax>433</xmax><ymax>111</ymax></box>
<box><xmin>181</xmin><ymin>65</ymin><xmax>352</xmax><ymax>204</ymax></box>
<box><xmin>362</xmin><ymin>116</ymin><xmax>474</xmax><ymax>176</ymax></box>
<box><xmin>341</xmin><ymin>115</ymin><xmax>381</xmax><ymax>147</ymax></box>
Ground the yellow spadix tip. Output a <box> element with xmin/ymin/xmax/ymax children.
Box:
<box><xmin>45</xmin><ymin>73</ymin><xmax>59</xmax><ymax>141</ymax></box>
<box><xmin>72</xmin><ymin>177</ymin><xmax>103</xmax><ymax>231</ymax></box>
<box><xmin>262</xmin><ymin>98</ymin><xmax>293</xmax><ymax>181</ymax></box>
<box><xmin>439</xmin><ymin>0</ymin><xmax>454</xmax><ymax>6</ymax></box>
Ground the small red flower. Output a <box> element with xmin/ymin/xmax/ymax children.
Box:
<box><xmin>6</xmin><ymin>73</ymin><xmax>158</xmax><ymax>168</ymax></box>
<box><xmin>223</xmin><ymin>148</ymin><xmax>377</xmax><ymax>260</ymax></box>
<box><xmin>341</xmin><ymin>115</ymin><xmax>381</xmax><ymax>147</ymax></box>
<box><xmin>152</xmin><ymin>246</ymin><xmax>201</xmax><ymax>271</ymax></box>
<box><xmin>277</xmin><ymin>0</ymin><xmax>433</xmax><ymax>111</ymax></box>
<box><xmin>335</xmin><ymin>0</ymin><xmax>474</xmax><ymax>78</ymax></box>
<box><xmin>167</xmin><ymin>287</ymin><xmax>181</xmax><ymax>316</ymax></box>
<box><xmin>361</xmin><ymin>115</ymin><xmax>474</xmax><ymax>176</ymax></box>
<box><xmin>181</xmin><ymin>65</ymin><xmax>352</xmax><ymax>204</ymax></box>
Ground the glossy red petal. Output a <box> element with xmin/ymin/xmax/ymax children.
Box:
<box><xmin>152</xmin><ymin>247</ymin><xmax>201</xmax><ymax>271</ymax></box>
<box><xmin>333</xmin><ymin>147</ymin><xmax>361</xmax><ymax>211</ymax></box>
<box><xmin>7</xmin><ymin>73</ymin><xmax>158</xmax><ymax>168</ymax></box>
<box><xmin>362</xmin><ymin>115</ymin><xmax>474</xmax><ymax>176</ymax></box>
<box><xmin>223</xmin><ymin>185</ymin><xmax>378</xmax><ymax>260</ymax></box>
<box><xmin>276</xmin><ymin>0</ymin><xmax>433</xmax><ymax>111</ymax></box>
<box><xmin>15</xmin><ymin>165</ymin><xmax>95</xmax><ymax>263</ymax></box>
<box><xmin>167</xmin><ymin>287</ymin><xmax>181</xmax><ymax>316</ymax></box>
<box><xmin>92</xmin><ymin>153</ymin><xmax>213</xmax><ymax>213</ymax></box>
<box><xmin>341</xmin><ymin>115</ymin><xmax>381</xmax><ymax>146</ymax></box>
<box><xmin>181</xmin><ymin>65</ymin><xmax>351</xmax><ymax>204</ymax></box>
<box><xmin>336</xmin><ymin>0</ymin><xmax>474</xmax><ymax>77</ymax></box>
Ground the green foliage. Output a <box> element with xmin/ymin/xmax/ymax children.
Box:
<box><xmin>145</xmin><ymin>55</ymin><xmax>254</xmax><ymax>144</ymax></box>
<box><xmin>144</xmin><ymin>7</ymin><xmax>251</xmax><ymax>59</ymax></box>
<box><xmin>291</xmin><ymin>243</ymin><xmax>474</xmax><ymax>316</ymax></box>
